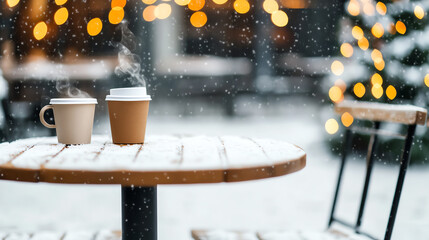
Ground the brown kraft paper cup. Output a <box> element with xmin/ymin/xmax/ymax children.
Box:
<box><xmin>108</xmin><ymin>100</ymin><xmax>150</xmax><ymax>144</ymax></box>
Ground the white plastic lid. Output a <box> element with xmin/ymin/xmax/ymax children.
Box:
<box><xmin>50</xmin><ymin>98</ymin><xmax>98</xmax><ymax>104</ymax></box>
<box><xmin>106</xmin><ymin>87</ymin><xmax>152</xmax><ymax>101</ymax></box>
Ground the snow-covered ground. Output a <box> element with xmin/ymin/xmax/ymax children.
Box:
<box><xmin>0</xmin><ymin>97</ymin><xmax>428</xmax><ymax>240</ymax></box>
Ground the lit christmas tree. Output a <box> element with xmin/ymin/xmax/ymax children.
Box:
<box><xmin>326</xmin><ymin>0</ymin><xmax>429</xmax><ymax>162</ymax></box>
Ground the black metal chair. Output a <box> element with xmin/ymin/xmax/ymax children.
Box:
<box><xmin>192</xmin><ymin>100</ymin><xmax>427</xmax><ymax>240</ymax></box>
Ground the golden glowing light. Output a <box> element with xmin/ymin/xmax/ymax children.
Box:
<box><xmin>386</xmin><ymin>85</ymin><xmax>396</xmax><ymax>100</ymax></box>
<box><xmin>371</xmin><ymin>22</ymin><xmax>384</xmax><ymax>38</ymax></box>
<box><xmin>112</xmin><ymin>0</ymin><xmax>126</xmax><ymax>8</ymax></box>
<box><xmin>358</xmin><ymin>37</ymin><xmax>369</xmax><ymax>50</ymax></box>
<box><xmin>54</xmin><ymin>7</ymin><xmax>68</xmax><ymax>25</ymax></box>
<box><xmin>190</xmin><ymin>11</ymin><xmax>207</xmax><ymax>27</ymax></box>
<box><xmin>335</xmin><ymin>79</ymin><xmax>347</xmax><ymax>92</ymax></box>
<box><xmin>234</xmin><ymin>0</ymin><xmax>250</xmax><ymax>14</ymax></box>
<box><xmin>175</xmin><ymin>0</ymin><xmax>191</xmax><ymax>6</ymax></box>
<box><xmin>55</xmin><ymin>0</ymin><xmax>67</xmax><ymax>6</ymax></box>
<box><xmin>395</xmin><ymin>21</ymin><xmax>406</xmax><ymax>34</ymax></box>
<box><xmin>263</xmin><ymin>0</ymin><xmax>279</xmax><ymax>14</ymax></box>
<box><xmin>6</xmin><ymin>0</ymin><xmax>20</xmax><ymax>7</ymax></box>
<box><xmin>341</xmin><ymin>112</ymin><xmax>354</xmax><ymax>127</ymax></box>
<box><xmin>352</xmin><ymin>26</ymin><xmax>364</xmax><ymax>40</ymax></box>
<box><xmin>347</xmin><ymin>0</ymin><xmax>360</xmax><ymax>16</ymax></box>
<box><xmin>329</xmin><ymin>86</ymin><xmax>343</xmax><ymax>103</ymax></box>
<box><xmin>325</xmin><ymin>119</ymin><xmax>339</xmax><ymax>135</ymax></box>
<box><xmin>87</xmin><ymin>18</ymin><xmax>102</xmax><ymax>36</ymax></box>
<box><xmin>33</xmin><ymin>21</ymin><xmax>48</xmax><ymax>40</ymax></box>
<box><xmin>354</xmin><ymin>82</ymin><xmax>365</xmax><ymax>98</ymax></box>
<box><xmin>280</xmin><ymin>0</ymin><xmax>308</xmax><ymax>9</ymax></box>
<box><xmin>188</xmin><ymin>0</ymin><xmax>205</xmax><ymax>11</ymax></box>
<box><xmin>143</xmin><ymin>5</ymin><xmax>156</xmax><ymax>21</ymax></box>
<box><xmin>371</xmin><ymin>73</ymin><xmax>383</xmax><ymax>85</ymax></box>
<box><xmin>212</xmin><ymin>0</ymin><xmax>227</xmax><ymax>4</ymax></box>
<box><xmin>371</xmin><ymin>84</ymin><xmax>383</xmax><ymax>99</ymax></box>
<box><xmin>374</xmin><ymin>60</ymin><xmax>385</xmax><ymax>71</ymax></box>
<box><xmin>363</xmin><ymin>3</ymin><xmax>375</xmax><ymax>16</ymax></box>
<box><xmin>371</xmin><ymin>49</ymin><xmax>383</xmax><ymax>63</ymax></box>
<box><xmin>331</xmin><ymin>60</ymin><xmax>344</xmax><ymax>76</ymax></box>
<box><xmin>340</xmin><ymin>43</ymin><xmax>353</xmax><ymax>58</ymax></box>
<box><xmin>155</xmin><ymin>3</ymin><xmax>172</xmax><ymax>19</ymax></box>
<box><xmin>109</xmin><ymin>7</ymin><xmax>125</xmax><ymax>24</ymax></box>
<box><xmin>425</xmin><ymin>74</ymin><xmax>429</xmax><ymax>87</ymax></box>
<box><xmin>271</xmin><ymin>10</ymin><xmax>288</xmax><ymax>27</ymax></box>
<box><xmin>375</xmin><ymin>2</ymin><xmax>386</xmax><ymax>15</ymax></box>
<box><xmin>414</xmin><ymin>5</ymin><xmax>425</xmax><ymax>19</ymax></box>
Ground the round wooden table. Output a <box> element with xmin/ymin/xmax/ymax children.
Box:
<box><xmin>0</xmin><ymin>135</ymin><xmax>306</xmax><ymax>240</ymax></box>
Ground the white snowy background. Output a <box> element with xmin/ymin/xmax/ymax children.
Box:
<box><xmin>0</xmin><ymin>97</ymin><xmax>428</xmax><ymax>240</ymax></box>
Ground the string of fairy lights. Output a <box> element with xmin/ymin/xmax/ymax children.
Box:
<box><xmin>5</xmin><ymin>0</ymin><xmax>294</xmax><ymax>40</ymax></box>
<box><xmin>325</xmin><ymin>0</ymin><xmax>427</xmax><ymax>135</ymax></box>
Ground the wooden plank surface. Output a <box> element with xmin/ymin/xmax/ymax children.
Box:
<box><xmin>0</xmin><ymin>231</ymin><xmax>120</xmax><ymax>240</ymax></box>
<box><xmin>335</xmin><ymin>100</ymin><xmax>427</xmax><ymax>126</ymax></box>
<box><xmin>0</xmin><ymin>135</ymin><xmax>306</xmax><ymax>186</ymax></box>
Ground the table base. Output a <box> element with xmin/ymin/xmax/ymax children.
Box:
<box><xmin>122</xmin><ymin>186</ymin><xmax>157</xmax><ymax>240</ymax></box>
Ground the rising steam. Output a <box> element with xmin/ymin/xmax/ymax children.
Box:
<box><xmin>56</xmin><ymin>81</ymin><xmax>91</xmax><ymax>98</ymax></box>
<box><xmin>114</xmin><ymin>22</ymin><xmax>146</xmax><ymax>87</ymax></box>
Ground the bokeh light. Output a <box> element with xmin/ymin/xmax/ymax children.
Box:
<box><xmin>271</xmin><ymin>10</ymin><xmax>288</xmax><ymax>27</ymax></box>
<box><xmin>335</xmin><ymin>79</ymin><xmax>347</xmax><ymax>92</ymax></box>
<box><xmin>414</xmin><ymin>5</ymin><xmax>425</xmax><ymax>19</ymax></box>
<box><xmin>55</xmin><ymin>0</ymin><xmax>67</xmax><ymax>6</ymax></box>
<box><xmin>54</xmin><ymin>7</ymin><xmax>68</xmax><ymax>25</ymax></box>
<box><xmin>353</xmin><ymin>82</ymin><xmax>365</xmax><ymax>98</ymax></box>
<box><xmin>341</xmin><ymin>112</ymin><xmax>354</xmax><ymax>127</ymax></box>
<box><xmin>33</xmin><ymin>21</ymin><xmax>48</xmax><ymax>40</ymax></box>
<box><xmin>263</xmin><ymin>0</ymin><xmax>279</xmax><ymax>14</ymax></box>
<box><xmin>340</xmin><ymin>43</ymin><xmax>353</xmax><ymax>58</ymax></box>
<box><xmin>386</xmin><ymin>85</ymin><xmax>396</xmax><ymax>100</ymax></box>
<box><xmin>143</xmin><ymin>5</ymin><xmax>156</xmax><ymax>21</ymax></box>
<box><xmin>6</xmin><ymin>0</ymin><xmax>20</xmax><ymax>8</ymax></box>
<box><xmin>329</xmin><ymin>86</ymin><xmax>343</xmax><ymax>103</ymax></box>
<box><xmin>155</xmin><ymin>3</ymin><xmax>172</xmax><ymax>19</ymax></box>
<box><xmin>234</xmin><ymin>0</ymin><xmax>250</xmax><ymax>14</ymax></box>
<box><xmin>424</xmin><ymin>74</ymin><xmax>429</xmax><ymax>87</ymax></box>
<box><xmin>347</xmin><ymin>0</ymin><xmax>360</xmax><ymax>16</ymax></box>
<box><xmin>331</xmin><ymin>60</ymin><xmax>344</xmax><ymax>76</ymax></box>
<box><xmin>371</xmin><ymin>84</ymin><xmax>383</xmax><ymax>99</ymax></box>
<box><xmin>395</xmin><ymin>21</ymin><xmax>406</xmax><ymax>34</ymax></box>
<box><xmin>371</xmin><ymin>73</ymin><xmax>383</xmax><ymax>85</ymax></box>
<box><xmin>375</xmin><ymin>2</ymin><xmax>386</xmax><ymax>15</ymax></box>
<box><xmin>352</xmin><ymin>26</ymin><xmax>364</xmax><ymax>40</ymax></box>
<box><xmin>371</xmin><ymin>22</ymin><xmax>384</xmax><ymax>38</ymax></box>
<box><xmin>188</xmin><ymin>0</ymin><xmax>205</xmax><ymax>11</ymax></box>
<box><xmin>190</xmin><ymin>11</ymin><xmax>207</xmax><ymax>27</ymax></box>
<box><xmin>87</xmin><ymin>18</ymin><xmax>103</xmax><ymax>36</ymax></box>
<box><xmin>371</xmin><ymin>49</ymin><xmax>383</xmax><ymax>63</ymax></box>
<box><xmin>358</xmin><ymin>37</ymin><xmax>369</xmax><ymax>50</ymax></box>
<box><xmin>212</xmin><ymin>0</ymin><xmax>228</xmax><ymax>4</ymax></box>
<box><xmin>109</xmin><ymin>7</ymin><xmax>125</xmax><ymax>24</ymax></box>
<box><xmin>112</xmin><ymin>0</ymin><xmax>126</xmax><ymax>8</ymax></box>
<box><xmin>325</xmin><ymin>119</ymin><xmax>339</xmax><ymax>135</ymax></box>
<box><xmin>175</xmin><ymin>0</ymin><xmax>191</xmax><ymax>6</ymax></box>
<box><xmin>374</xmin><ymin>60</ymin><xmax>385</xmax><ymax>71</ymax></box>
<box><xmin>363</xmin><ymin>3</ymin><xmax>374</xmax><ymax>16</ymax></box>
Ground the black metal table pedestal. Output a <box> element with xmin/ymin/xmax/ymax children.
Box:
<box><xmin>122</xmin><ymin>186</ymin><xmax>157</xmax><ymax>240</ymax></box>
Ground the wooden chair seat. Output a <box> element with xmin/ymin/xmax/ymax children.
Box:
<box><xmin>0</xmin><ymin>230</ymin><xmax>120</xmax><ymax>240</ymax></box>
<box><xmin>192</xmin><ymin>229</ymin><xmax>372</xmax><ymax>240</ymax></box>
<box><xmin>335</xmin><ymin>100</ymin><xmax>427</xmax><ymax>126</ymax></box>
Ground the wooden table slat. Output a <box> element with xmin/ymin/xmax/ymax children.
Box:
<box><xmin>62</xmin><ymin>231</ymin><xmax>95</xmax><ymax>240</ymax></box>
<box><xmin>0</xmin><ymin>135</ymin><xmax>306</xmax><ymax>185</ymax></box>
<box><xmin>3</xmin><ymin>233</ymin><xmax>31</xmax><ymax>240</ymax></box>
<box><xmin>29</xmin><ymin>232</ymin><xmax>63</xmax><ymax>240</ymax></box>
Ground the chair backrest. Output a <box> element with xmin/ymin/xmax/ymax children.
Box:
<box><xmin>328</xmin><ymin>100</ymin><xmax>427</xmax><ymax>240</ymax></box>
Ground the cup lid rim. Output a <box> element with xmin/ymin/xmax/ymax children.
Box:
<box><xmin>105</xmin><ymin>95</ymin><xmax>152</xmax><ymax>101</ymax></box>
<box><xmin>49</xmin><ymin>98</ymin><xmax>98</xmax><ymax>104</ymax></box>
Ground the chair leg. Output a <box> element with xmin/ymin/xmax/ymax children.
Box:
<box><xmin>355</xmin><ymin>121</ymin><xmax>381</xmax><ymax>232</ymax></box>
<box><xmin>384</xmin><ymin>124</ymin><xmax>416</xmax><ymax>240</ymax></box>
<box><xmin>328</xmin><ymin>128</ymin><xmax>352</xmax><ymax>227</ymax></box>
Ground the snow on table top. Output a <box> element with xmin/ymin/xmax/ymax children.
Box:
<box><xmin>0</xmin><ymin>135</ymin><xmax>305</xmax><ymax>171</ymax></box>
